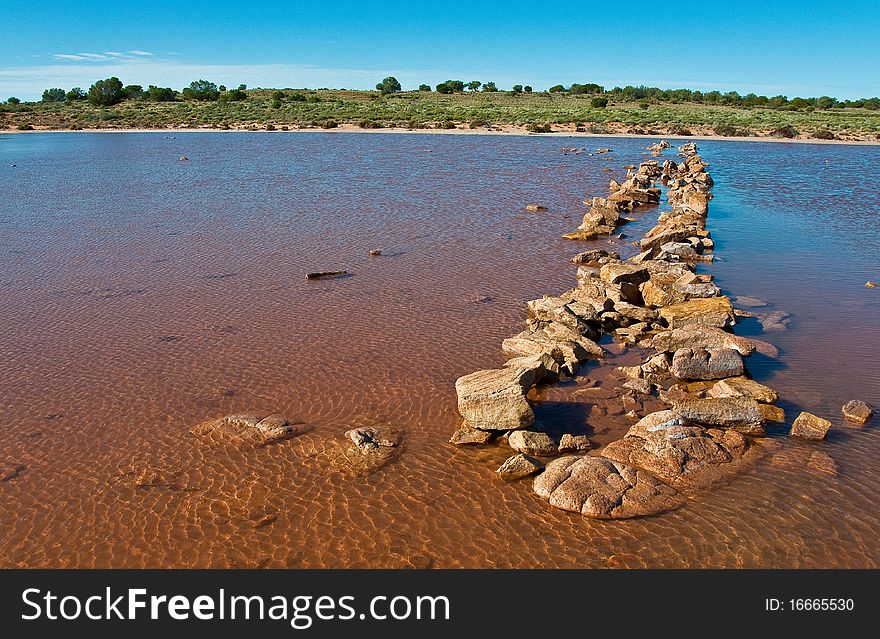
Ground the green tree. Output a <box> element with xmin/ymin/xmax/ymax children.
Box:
<box><xmin>466</xmin><ymin>80</ymin><xmax>481</xmax><ymax>92</ymax></box>
<box><xmin>145</xmin><ymin>85</ymin><xmax>176</xmax><ymax>102</ymax></box>
<box><xmin>237</xmin><ymin>84</ymin><xmax>247</xmax><ymax>91</ymax></box>
<box><xmin>219</xmin><ymin>88</ymin><xmax>247</xmax><ymax>102</ymax></box>
<box><xmin>6</xmin><ymin>97</ymin><xmax>21</xmax><ymax>104</ymax></box>
<box><xmin>87</xmin><ymin>77</ymin><xmax>125</xmax><ymax>106</ymax></box>
<box><xmin>523</xmin><ymin>85</ymin><xmax>532</xmax><ymax>93</ymax></box>
<box><xmin>376</xmin><ymin>76</ymin><xmax>402</xmax><ymax>94</ymax></box>
<box><xmin>816</xmin><ymin>95</ymin><xmax>837</xmax><ymax>109</ymax></box>
<box><xmin>66</xmin><ymin>87</ymin><xmax>86</xmax><ymax>103</ymax></box>
<box><xmin>444</xmin><ymin>80</ymin><xmax>464</xmax><ymax>92</ymax></box>
<box><xmin>418</xmin><ymin>84</ymin><xmax>431</xmax><ymax>92</ymax></box>
<box><xmin>511</xmin><ymin>84</ymin><xmax>523</xmax><ymax>94</ymax></box>
<box><xmin>123</xmin><ymin>84</ymin><xmax>143</xmax><ymax>100</ymax></box>
<box><xmin>482</xmin><ymin>81</ymin><xmax>498</xmax><ymax>92</ymax></box>
<box><xmin>41</xmin><ymin>88</ymin><xmax>66</xmax><ymax>102</ymax></box>
<box><xmin>590</xmin><ymin>96</ymin><xmax>608</xmax><ymax>108</ymax></box>
<box><xmin>182</xmin><ymin>79</ymin><xmax>220</xmax><ymax>101</ymax></box>
<box><xmin>435</xmin><ymin>82</ymin><xmax>452</xmax><ymax>94</ymax></box>
<box><xmin>548</xmin><ymin>84</ymin><xmax>566</xmax><ymax>93</ymax></box>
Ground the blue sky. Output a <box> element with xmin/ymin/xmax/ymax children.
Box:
<box><xmin>1</xmin><ymin>0</ymin><xmax>878</xmax><ymax>101</ymax></box>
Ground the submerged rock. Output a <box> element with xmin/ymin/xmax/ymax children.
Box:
<box><xmin>672</xmin><ymin>397</ymin><xmax>765</xmax><ymax>435</ymax></box>
<box><xmin>190</xmin><ymin>413</ymin><xmax>303</xmax><ymax>447</ymax></box>
<box><xmin>841</xmin><ymin>400</ymin><xmax>873</xmax><ymax>425</ymax></box>
<box><xmin>570</xmin><ymin>249</ymin><xmax>620</xmax><ymax>265</ymax></box>
<box><xmin>305</xmin><ymin>270</ymin><xmax>348</xmax><ymax>280</ymax></box>
<box><xmin>508</xmin><ymin>430</ymin><xmax>558</xmax><ymax>456</ymax></box>
<box><xmin>341</xmin><ymin>422</ymin><xmax>402</xmax><ymax>475</ymax></box>
<box><xmin>533</xmin><ymin>456</ymin><xmax>682</xmax><ymax>519</ymax></box>
<box><xmin>525</xmin><ymin>204</ymin><xmax>548</xmax><ymax>212</ymax></box>
<box><xmin>759</xmin><ymin>404</ymin><xmax>786</xmax><ymax>423</ymax></box>
<box><xmin>1</xmin><ymin>463</ymin><xmax>25</xmax><ymax>482</ymax></box>
<box><xmin>497</xmin><ymin>453</ymin><xmax>544</xmax><ymax>481</ymax></box>
<box><xmin>455</xmin><ymin>366</ymin><xmax>542</xmax><ymax>431</ymax></box>
<box><xmin>670</xmin><ymin>347</ymin><xmax>744</xmax><ymax>380</ymax></box>
<box><xmin>789</xmin><ymin>412</ymin><xmax>831</xmax><ymax>440</ymax></box>
<box><xmin>449</xmin><ymin>424</ymin><xmax>494</xmax><ymax>445</ymax></box>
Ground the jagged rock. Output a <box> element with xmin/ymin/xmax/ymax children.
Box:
<box><xmin>341</xmin><ymin>421</ymin><xmax>402</xmax><ymax>476</ymax></box>
<box><xmin>496</xmin><ymin>454</ymin><xmax>544</xmax><ymax>481</ymax></box>
<box><xmin>571</xmin><ymin>249</ymin><xmax>620</xmax><ymax>265</ymax></box>
<box><xmin>563</xmin><ymin>230</ymin><xmax>598</xmax><ymax>241</ymax></box>
<box><xmin>619</xmin><ymin>353</ymin><xmax>671</xmax><ymax>383</ymax></box>
<box><xmin>650</xmin><ymin>325</ymin><xmax>755</xmax><ymax>356</ymax></box>
<box><xmin>504</xmin><ymin>352</ymin><xmax>562</xmax><ymax>382</ymax></box>
<box><xmin>190</xmin><ymin>413</ymin><xmax>303</xmax><ymax>447</ymax></box>
<box><xmin>658</xmin><ymin>296</ymin><xmax>735</xmax><ymax>329</ymax></box>
<box><xmin>672</xmin><ymin>397</ymin><xmax>765</xmax><ymax>435</ymax></box>
<box><xmin>709</xmin><ymin>376</ymin><xmax>778</xmax><ymax>403</ymax></box>
<box><xmin>790</xmin><ymin>412</ymin><xmax>831</xmax><ymax>440</ymax></box>
<box><xmin>558</xmin><ymin>433</ymin><xmax>592</xmax><ymax>453</ymax></box>
<box><xmin>502</xmin><ymin>328</ymin><xmax>597</xmax><ymax>375</ymax></box>
<box><xmin>347</xmin><ymin>425</ymin><xmax>399</xmax><ymax>448</ymax></box>
<box><xmin>533</xmin><ymin>456</ymin><xmax>682</xmax><ymax>519</ymax></box>
<box><xmin>600</xmin><ymin>263</ymin><xmax>649</xmax><ymax>287</ymax></box>
<box><xmin>603</xmin><ymin>420</ymin><xmax>750</xmax><ymax>487</ymax></box>
<box><xmin>623</xmin><ymin>378</ymin><xmax>655</xmax><ymax>396</ymax></box>
<box><xmin>449</xmin><ymin>424</ymin><xmax>494</xmax><ymax>445</ymax></box>
<box><xmin>455</xmin><ymin>367</ymin><xmax>542</xmax><ymax>430</ymax></box>
<box><xmin>750</xmin><ymin>338</ymin><xmax>780</xmax><ymax>358</ymax></box>
<box><xmin>508</xmin><ymin>430</ymin><xmax>558</xmax><ymax>456</ymax></box>
<box><xmin>670</xmin><ymin>347</ymin><xmax>744</xmax><ymax>380</ymax></box>
<box><xmin>842</xmin><ymin>400</ymin><xmax>873</xmax><ymax>425</ymax></box>
<box><xmin>613</xmin><ymin>302</ymin><xmax>657</xmax><ymax>323</ymax></box>
<box><xmin>527</xmin><ymin>296</ymin><xmax>597</xmax><ymax>332</ymax></box>
<box><xmin>760</xmin><ymin>404</ymin><xmax>786</xmax><ymax>423</ymax></box>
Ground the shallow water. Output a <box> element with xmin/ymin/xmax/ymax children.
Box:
<box><xmin>1</xmin><ymin>131</ymin><xmax>878</xmax><ymax>568</ymax></box>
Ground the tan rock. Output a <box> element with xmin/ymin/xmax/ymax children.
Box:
<box><xmin>709</xmin><ymin>376</ymin><xmax>779</xmax><ymax>403</ymax></box>
<box><xmin>496</xmin><ymin>454</ymin><xmax>544</xmax><ymax>481</ymax></box>
<box><xmin>449</xmin><ymin>424</ymin><xmax>494</xmax><ymax>445</ymax></box>
<box><xmin>789</xmin><ymin>412</ymin><xmax>831</xmax><ymax>440</ymax></box>
<box><xmin>670</xmin><ymin>347</ymin><xmax>744</xmax><ymax>380</ymax></box>
<box><xmin>759</xmin><ymin>404</ymin><xmax>786</xmax><ymax>423</ymax></box>
<box><xmin>558</xmin><ymin>433</ymin><xmax>592</xmax><ymax>453</ymax></box>
<box><xmin>658</xmin><ymin>296</ymin><xmax>735</xmax><ymax>329</ymax></box>
<box><xmin>508</xmin><ymin>430</ymin><xmax>557</xmax><ymax>456</ymax></box>
<box><xmin>842</xmin><ymin>400</ymin><xmax>873</xmax><ymax>425</ymax></box>
<box><xmin>190</xmin><ymin>413</ymin><xmax>303</xmax><ymax>447</ymax></box>
<box><xmin>455</xmin><ymin>367</ymin><xmax>540</xmax><ymax>431</ymax></box>
<box><xmin>650</xmin><ymin>325</ymin><xmax>755</xmax><ymax>356</ymax></box>
<box><xmin>673</xmin><ymin>397</ymin><xmax>765</xmax><ymax>435</ymax></box>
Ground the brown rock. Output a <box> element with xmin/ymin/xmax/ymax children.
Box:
<box><xmin>508</xmin><ymin>430</ymin><xmax>558</xmax><ymax>456</ymax></box>
<box><xmin>496</xmin><ymin>453</ymin><xmax>544</xmax><ymax>481</ymax></box>
<box><xmin>670</xmin><ymin>347</ymin><xmax>744</xmax><ymax>380</ymax></box>
<box><xmin>709</xmin><ymin>376</ymin><xmax>779</xmax><ymax>403</ymax></box>
<box><xmin>673</xmin><ymin>397</ymin><xmax>765</xmax><ymax>435</ymax></box>
<box><xmin>650</xmin><ymin>325</ymin><xmax>755</xmax><ymax>356</ymax></box>
<box><xmin>789</xmin><ymin>412</ymin><xmax>831</xmax><ymax>440</ymax></box>
<box><xmin>190</xmin><ymin>413</ymin><xmax>303</xmax><ymax>447</ymax></box>
<box><xmin>525</xmin><ymin>204</ymin><xmax>548</xmax><ymax>212</ymax></box>
<box><xmin>759</xmin><ymin>404</ymin><xmax>786</xmax><ymax>423</ymax></box>
<box><xmin>659</xmin><ymin>297</ymin><xmax>735</xmax><ymax>330</ymax></box>
<box><xmin>599</xmin><ymin>263</ymin><xmax>649</xmax><ymax>287</ymax></box>
<box><xmin>455</xmin><ymin>367</ymin><xmax>541</xmax><ymax>431</ymax></box>
<box><xmin>570</xmin><ymin>249</ymin><xmax>620</xmax><ymax>265</ymax></box>
<box><xmin>449</xmin><ymin>424</ymin><xmax>494</xmax><ymax>445</ymax></box>
<box><xmin>558</xmin><ymin>433</ymin><xmax>592</xmax><ymax>453</ymax></box>
<box><xmin>533</xmin><ymin>456</ymin><xmax>682</xmax><ymax>519</ymax></box>
<box><xmin>841</xmin><ymin>400</ymin><xmax>873</xmax><ymax>425</ymax></box>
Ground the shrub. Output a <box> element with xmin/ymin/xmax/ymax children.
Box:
<box><xmin>639</xmin><ymin>101</ymin><xmax>650</xmax><ymax>109</ymax></box>
<box><xmin>469</xmin><ymin>119</ymin><xmax>489</xmax><ymax>128</ymax></box>
<box><xmin>306</xmin><ymin>95</ymin><xmax>322</xmax><ymax>103</ymax></box>
<box><xmin>219</xmin><ymin>88</ymin><xmax>247</xmax><ymax>102</ymax></box>
<box><xmin>17</xmin><ymin>123</ymin><xmax>34</xmax><ymax>130</ymax></box>
<box><xmin>771</xmin><ymin>124</ymin><xmax>799</xmax><ymax>138</ymax></box>
<box><xmin>512</xmin><ymin>84</ymin><xmax>523</xmax><ymax>94</ymax></box>
<box><xmin>88</xmin><ymin>77</ymin><xmax>125</xmax><ymax>106</ymax></box>
<box><xmin>359</xmin><ymin>120</ymin><xmax>384</xmax><ymax>128</ymax></box>
<box><xmin>290</xmin><ymin>92</ymin><xmax>306</xmax><ymax>101</ymax></box>
<box><xmin>145</xmin><ymin>85</ymin><xmax>175</xmax><ymax>102</ymax></box>
<box><xmin>713</xmin><ymin>124</ymin><xmax>742</xmax><ymax>137</ymax></box>
<box><xmin>41</xmin><ymin>88</ymin><xmax>66</xmax><ymax>103</ymax></box>
<box><xmin>526</xmin><ymin>122</ymin><xmax>552</xmax><ymax>133</ymax></box>
<box><xmin>466</xmin><ymin>81</ymin><xmax>481</xmax><ymax>92</ymax></box>
<box><xmin>271</xmin><ymin>90</ymin><xmax>286</xmax><ymax>101</ymax></box>
<box><xmin>418</xmin><ymin>84</ymin><xmax>431</xmax><ymax>92</ymax></box>
<box><xmin>437</xmin><ymin>120</ymin><xmax>456</xmax><ymax>129</ymax></box>
<box><xmin>435</xmin><ymin>82</ymin><xmax>451</xmax><ymax>94</ymax></box>
<box><xmin>265</xmin><ymin>123</ymin><xmax>275</xmax><ymax>131</ymax></box>
<box><xmin>6</xmin><ymin>97</ymin><xmax>21</xmax><ymax>104</ymax></box>
<box><xmin>376</xmin><ymin>76</ymin><xmax>402</xmax><ymax>94</ymax></box>
<box><xmin>182</xmin><ymin>80</ymin><xmax>220</xmax><ymax>101</ymax></box>
<box><xmin>270</xmin><ymin>98</ymin><xmax>282</xmax><ymax>109</ymax></box>
<box><xmin>123</xmin><ymin>84</ymin><xmax>143</xmax><ymax>100</ymax></box>
<box><xmin>811</xmin><ymin>129</ymin><xmax>835</xmax><ymax>140</ymax></box>
<box><xmin>548</xmin><ymin>84</ymin><xmax>565</xmax><ymax>93</ymax></box>
<box><xmin>590</xmin><ymin>96</ymin><xmax>608</xmax><ymax>108</ymax></box>
<box><xmin>321</xmin><ymin>120</ymin><xmax>338</xmax><ymax>129</ymax></box>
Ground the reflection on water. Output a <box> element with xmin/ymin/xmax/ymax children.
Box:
<box><xmin>0</xmin><ymin>132</ymin><xmax>878</xmax><ymax>568</ymax></box>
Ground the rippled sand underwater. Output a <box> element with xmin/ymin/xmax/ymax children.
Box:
<box><xmin>1</xmin><ymin>132</ymin><xmax>879</xmax><ymax>568</ymax></box>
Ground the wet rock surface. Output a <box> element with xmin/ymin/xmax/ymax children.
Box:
<box><xmin>497</xmin><ymin>454</ymin><xmax>544</xmax><ymax>481</ymax></box>
<box><xmin>455</xmin><ymin>367</ymin><xmax>542</xmax><ymax>431</ymax></box>
<box><xmin>190</xmin><ymin>413</ymin><xmax>304</xmax><ymax>448</ymax></box>
<box><xmin>672</xmin><ymin>397</ymin><xmax>765</xmax><ymax>435</ymax></box>
<box><xmin>790</xmin><ymin>412</ymin><xmax>831</xmax><ymax>440</ymax></box>
<box><xmin>842</xmin><ymin>400</ymin><xmax>873</xmax><ymax>425</ymax></box>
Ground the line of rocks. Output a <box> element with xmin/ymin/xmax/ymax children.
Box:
<box><xmin>451</xmin><ymin>140</ymin><xmax>872</xmax><ymax>519</ymax></box>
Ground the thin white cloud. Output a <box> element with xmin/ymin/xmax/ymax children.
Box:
<box><xmin>128</xmin><ymin>50</ymin><xmax>154</xmax><ymax>56</ymax></box>
<box><xmin>51</xmin><ymin>50</ymin><xmax>154</xmax><ymax>63</ymax></box>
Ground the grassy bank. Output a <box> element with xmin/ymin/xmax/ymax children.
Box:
<box><xmin>4</xmin><ymin>89</ymin><xmax>880</xmax><ymax>141</ymax></box>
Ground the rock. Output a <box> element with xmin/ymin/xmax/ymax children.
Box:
<box><xmin>346</xmin><ymin>424</ymin><xmax>399</xmax><ymax>449</ymax></box>
<box><xmin>749</xmin><ymin>338</ymin><xmax>779</xmax><ymax>358</ymax></box>
<box><xmin>866</xmin><ymin>281</ymin><xmax>877</xmax><ymax>288</ymax></box>
<box><xmin>807</xmin><ymin>450</ymin><xmax>838</xmax><ymax>475</ymax></box>
<box><xmin>558</xmin><ymin>433</ymin><xmax>592</xmax><ymax>453</ymax></box>
<box><xmin>525</xmin><ymin>204</ymin><xmax>548</xmax><ymax>212</ymax></box>
<box><xmin>842</xmin><ymin>400</ymin><xmax>873</xmax><ymax>425</ymax></box>
<box><xmin>613</xmin><ymin>302</ymin><xmax>657</xmax><ymax>323</ymax></box>
<box><xmin>650</xmin><ymin>325</ymin><xmax>755</xmax><ymax>356</ymax></box>
<box><xmin>497</xmin><ymin>454</ymin><xmax>544</xmax><ymax>481</ymax></box>
<box><xmin>508</xmin><ymin>430</ymin><xmax>558</xmax><ymax>456</ymax></box>
<box><xmin>599</xmin><ymin>263</ymin><xmax>649</xmax><ymax>287</ymax></box>
<box><xmin>562</xmin><ymin>230</ymin><xmax>598</xmax><ymax>241</ymax></box>
<box><xmin>789</xmin><ymin>412</ymin><xmax>831</xmax><ymax>440</ymax></box>
<box><xmin>771</xmin><ymin>447</ymin><xmax>838</xmax><ymax>477</ymax></box>
<box><xmin>368</xmin><ymin>249</ymin><xmax>382</xmax><ymax>256</ymax></box>
<box><xmin>341</xmin><ymin>421</ymin><xmax>402</xmax><ymax>476</ymax></box>
<box><xmin>504</xmin><ymin>352</ymin><xmax>561</xmax><ymax>382</ymax></box>
<box><xmin>570</xmin><ymin>249</ymin><xmax>620</xmax><ymax>265</ymax></box>
<box><xmin>305</xmin><ymin>270</ymin><xmax>348</xmax><ymax>280</ymax></box>
<box><xmin>672</xmin><ymin>397</ymin><xmax>765</xmax><ymax>435</ymax></box>
<box><xmin>732</xmin><ymin>295</ymin><xmax>768</xmax><ymax>308</ymax></box>
<box><xmin>623</xmin><ymin>378</ymin><xmax>655</xmax><ymax>396</ymax></box>
<box><xmin>709</xmin><ymin>376</ymin><xmax>779</xmax><ymax>403</ymax></box>
<box><xmin>455</xmin><ymin>367</ymin><xmax>541</xmax><ymax>431</ymax></box>
<box><xmin>179</xmin><ymin>155</ymin><xmax>189</xmax><ymax>161</ymax></box>
<box><xmin>1</xmin><ymin>463</ymin><xmax>25</xmax><ymax>482</ymax></box>
<box><xmin>602</xmin><ymin>423</ymin><xmax>750</xmax><ymax>487</ymax></box>
<box><xmin>190</xmin><ymin>413</ymin><xmax>303</xmax><ymax>447</ymax></box>
<box><xmin>533</xmin><ymin>456</ymin><xmax>682</xmax><ymax>519</ymax></box>
<box><xmin>449</xmin><ymin>424</ymin><xmax>494</xmax><ymax>445</ymax></box>
<box><xmin>670</xmin><ymin>347</ymin><xmax>744</xmax><ymax>380</ymax></box>
<box><xmin>658</xmin><ymin>296</ymin><xmax>735</xmax><ymax>329</ymax></box>
<box><xmin>759</xmin><ymin>404</ymin><xmax>786</xmax><ymax>423</ymax></box>
<box><xmin>619</xmin><ymin>353</ymin><xmax>671</xmax><ymax>383</ymax></box>
<box><xmin>756</xmin><ymin>310</ymin><xmax>791</xmax><ymax>332</ymax></box>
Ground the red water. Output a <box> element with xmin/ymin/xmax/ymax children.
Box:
<box><xmin>1</xmin><ymin>132</ymin><xmax>878</xmax><ymax>567</ymax></box>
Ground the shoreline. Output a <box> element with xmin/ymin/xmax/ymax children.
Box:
<box><xmin>3</xmin><ymin>124</ymin><xmax>879</xmax><ymax>146</ymax></box>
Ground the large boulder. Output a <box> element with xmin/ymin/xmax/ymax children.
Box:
<box><xmin>658</xmin><ymin>296</ymin><xmax>735</xmax><ymax>329</ymax></box>
<box><xmin>672</xmin><ymin>397</ymin><xmax>765</xmax><ymax>435</ymax></box>
<box><xmin>455</xmin><ymin>366</ymin><xmax>542</xmax><ymax>430</ymax></box>
<box><xmin>789</xmin><ymin>412</ymin><xmax>831</xmax><ymax>440</ymax></box>
<box><xmin>533</xmin><ymin>456</ymin><xmax>682</xmax><ymax>519</ymax></box>
<box><xmin>709</xmin><ymin>376</ymin><xmax>779</xmax><ymax>403</ymax></box>
<box><xmin>508</xmin><ymin>430</ymin><xmax>558</xmax><ymax>456</ymax></box>
<box><xmin>670</xmin><ymin>347</ymin><xmax>744</xmax><ymax>380</ymax></box>
<box><xmin>496</xmin><ymin>454</ymin><xmax>544</xmax><ymax>481</ymax></box>
<box><xmin>650</xmin><ymin>325</ymin><xmax>755</xmax><ymax>356</ymax></box>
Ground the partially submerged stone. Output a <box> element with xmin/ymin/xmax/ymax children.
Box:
<box><xmin>449</xmin><ymin>424</ymin><xmax>494</xmax><ymax>445</ymax></box>
<box><xmin>341</xmin><ymin>422</ymin><xmax>402</xmax><ymax>475</ymax></box>
<box><xmin>841</xmin><ymin>400</ymin><xmax>873</xmax><ymax>425</ymax></box>
<box><xmin>525</xmin><ymin>204</ymin><xmax>547</xmax><ymax>212</ymax></box>
<box><xmin>558</xmin><ymin>433</ymin><xmax>592</xmax><ymax>453</ymax></box>
<box><xmin>1</xmin><ymin>463</ymin><xmax>25</xmax><ymax>482</ymax></box>
<box><xmin>508</xmin><ymin>430</ymin><xmax>558</xmax><ymax>456</ymax></box>
<box><xmin>672</xmin><ymin>397</ymin><xmax>765</xmax><ymax>435</ymax></box>
<box><xmin>790</xmin><ymin>412</ymin><xmax>831</xmax><ymax>440</ymax></box>
<box><xmin>190</xmin><ymin>413</ymin><xmax>303</xmax><ymax>447</ymax></box>
<box><xmin>658</xmin><ymin>297</ymin><xmax>735</xmax><ymax>329</ymax></box>
<box><xmin>497</xmin><ymin>454</ymin><xmax>544</xmax><ymax>481</ymax></box>
<box><xmin>759</xmin><ymin>404</ymin><xmax>786</xmax><ymax>423</ymax></box>
<box><xmin>670</xmin><ymin>347</ymin><xmax>744</xmax><ymax>380</ymax></box>
<box><xmin>533</xmin><ymin>456</ymin><xmax>682</xmax><ymax>519</ymax></box>
<box><xmin>650</xmin><ymin>325</ymin><xmax>755</xmax><ymax>356</ymax></box>
<box><xmin>455</xmin><ymin>366</ymin><xmax>543</xmax><ymax>431</ymax></box>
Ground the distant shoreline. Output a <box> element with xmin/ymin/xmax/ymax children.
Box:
<box><xmin>4</xmin><ymin>124</ymin><xmax>880</xmax><ymax>146</ymax></box>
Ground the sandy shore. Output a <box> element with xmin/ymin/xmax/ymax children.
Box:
<box><xmin>4</xmin><ymin>123</ymin><xmax>879</xmax><ymax>145</ymax></box>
